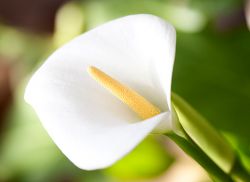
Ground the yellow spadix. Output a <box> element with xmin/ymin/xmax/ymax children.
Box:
<box><xmin>87</xmin><ymin>66</ymin><xmax>161</xmax><ymax>119</ymax></box>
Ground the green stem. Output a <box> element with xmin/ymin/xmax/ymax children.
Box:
<box><xmin>230</xmin><ymin>158</ymin><xmax>250</xmax><ymax>182</ymax></box>
<box><xmin>170</xmin><ymin>93</ymin><xmax>250</xmax><ymax>181</ymax></box>
<box><xmin>166</xmin><ymin>132</ymin><xmax>234</xmax><ymax>182</ymax></box>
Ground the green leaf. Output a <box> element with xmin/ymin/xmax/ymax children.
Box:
<box><xmin>171</xmin><ymin>93</ymin><xmax>235</xmax><ymax>173</ymax></box>
<box><xmin>172</xmin><ymin>29</ymin><xmax>250</xmax><ymax>172</ymax></box>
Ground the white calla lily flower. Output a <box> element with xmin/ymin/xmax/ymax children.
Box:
<box><xmin>24</xmin><ymin>14</ymin><xmax>177</xmax><ymax>170</ymax></box>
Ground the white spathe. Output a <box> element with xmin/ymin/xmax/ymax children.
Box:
<box><xmin>24</xmin><ymin>14</ymin><xmax>176</xmax><ymax>170</ymax></box>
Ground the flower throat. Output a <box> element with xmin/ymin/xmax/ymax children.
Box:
<box><xmin>87</xmin><ymin>66</ymin><xmax>161</xmax><ymax>119</ymax></box>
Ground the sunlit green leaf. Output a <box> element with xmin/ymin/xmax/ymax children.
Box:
<box><xmin>105</xmin><ymin>137</ymin><xmax>173</xmax><ymax>180</ymax></box>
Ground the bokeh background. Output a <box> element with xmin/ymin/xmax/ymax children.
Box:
<box><xmin>0</xmin><ymin>0</ymin><xmax>250</xmax><ymax>181</ymax></box>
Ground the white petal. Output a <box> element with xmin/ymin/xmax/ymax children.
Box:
<box><xmin>25</xmin><ymin>14</ymin><xmax>175</xmax><ymax>170</ymax></box>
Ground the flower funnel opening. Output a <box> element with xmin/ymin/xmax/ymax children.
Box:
<box><xmin>87</xmin><ymin>66</ymin><xmax>161</xmax><ymax>120</ymax></box>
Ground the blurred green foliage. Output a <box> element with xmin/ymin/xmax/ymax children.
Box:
<box><xmin>106</xmin><ymin>137</ymin><xmax>173</xmax><ymax>180</ymax></box>
<box><xmin>0</xmin><ymin>25</ymin><xmax>50</xmax><ymax>70</ymax></box>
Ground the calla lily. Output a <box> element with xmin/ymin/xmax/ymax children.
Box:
<box><xmin>24</xmin><ymin>14</ymin><xmax>177</xmax><ymax>170</ymax></box>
